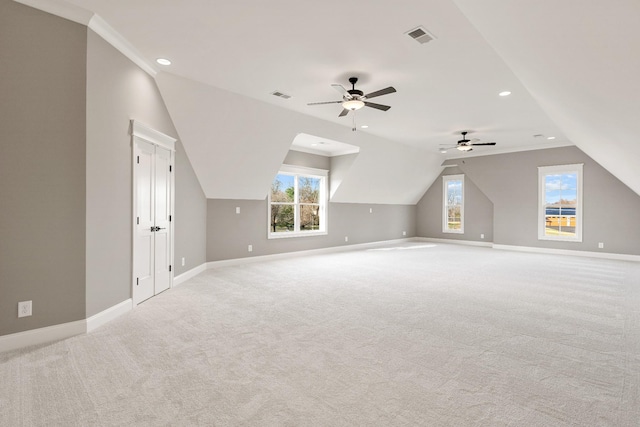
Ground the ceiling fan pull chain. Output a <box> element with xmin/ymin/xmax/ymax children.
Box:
<box><xmin>352</xmin><ymin>112</ymin><xmax>357</xmax><ymax>131</ymax></box>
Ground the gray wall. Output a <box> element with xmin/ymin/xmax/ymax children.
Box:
<box><xmin>416</xmin><ymin>167</ymin><xmax>494</xmax><ymax>242</ymax></box>
<box><xmin>86</xmin><ymin>31</ymin><xmax>207</xmax><ymax>316</ymax></box>
<box><xmin>207</xmin><ymin>150</ymin><xmax>415</xmax><ymax>261</ymax></box>
<box><xmin>438</xmin><ymin>146</ymin><xmax>640</xmax><ymax>255</ymax></box>
<box><xmin>0</xmin><ymin>0</ymin><xmax>208</xmax><ymax>339</ymax></box>
<box><xmin>0</xmin><ymin>0</ymin><xmax>87</xmax><ymax>336</ymax></box>
<box><xmin>207</xmin><ymin>200</ymin><xmax>416</xmax><ymax>261</ymax></box>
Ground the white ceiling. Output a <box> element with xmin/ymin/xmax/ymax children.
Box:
<box><xmin>21</xmin><ymin>0</ymin><xmax>640</xmax><ymax>198</ymax></box>
<box><xmin>59</xmin><ymin>0</ymin><xmax>571</xmax><ymax>151</ymax></box>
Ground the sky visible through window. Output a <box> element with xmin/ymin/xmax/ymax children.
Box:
<box><xmin>545</xmin><ymin>173</ymin><xmax>577</xmax><ymax>205</ymax></box>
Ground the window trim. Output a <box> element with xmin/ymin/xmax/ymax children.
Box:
<box><xmin>268</xmin><ymin>164</ymin><xmax>328</xmax><ymax>239</ymax></box>
<box><xmin>538</xmin><ymin>163</ymin><xmax>583</xmax><ymax>242</ymax></box>
<box><xmin>442</xmin><ymin>174</ymin><xmax>464</xmax><ymax>234</ymax></box>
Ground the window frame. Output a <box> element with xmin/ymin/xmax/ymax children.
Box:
<box><xmin>538</xmin><ymin>163</ymin><xmax>583</xmax><ymax>242</ymax></box>
<box><xmin>442</xmin><ymin>174</ymin><xmax>464</xmax><ymax>234</ymax></box>
<box><xmin>268</xmin><ymin>164</ymin><xmax>328</xmax><ymax>239</ymax></box>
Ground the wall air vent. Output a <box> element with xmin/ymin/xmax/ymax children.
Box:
<box><xmin>271</xmin><ymin>91</ymin><xmax>291</xmax><ymax>99</ymax></box>
<box><xmin>406</xmin><ymin>26</ymin><xmax>436</xmax><ymax>44</ymax></box>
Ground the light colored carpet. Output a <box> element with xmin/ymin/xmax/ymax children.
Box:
<box><xmin>1</xmin><ymin>242</ymin><xmax>639</xmax><ymax>426</ymax></box>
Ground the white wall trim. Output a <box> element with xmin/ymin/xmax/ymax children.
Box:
<box><xmin>173</xmin><ymin>263</ymin><xmax>207</xmax><ymax>286</ymax></box>
<box><xmin>12</xmin><ymin>1</ymin><xmax>158</xmax><ymax>77</ymax></box>
<box><xmin>415</xmin><ymin>237</ymin><xmax>493</xmax><ymax>247</ymax></box>
<box><xmin>493</xmin><ymin>244</ymin><xmax>640</xmax><ymax>262</ymax></box>
<box><xmin>0</xmin><ymin>320</ymin><xmax>86</xmax><ymax>354</ymax></box>
<box><xmin>131</xmin><ymin>120</ymin><xmax>177</xmax><ymax>151</ymax></box>
<box><xmin>13</xmin><ymin>0</ymin><xmax>94</xmax><ymax>25</ymax></box>
<box><xmin>88</xmin><ymin>15</ymin><xmax>157</xmax><ymax>76</ymax></box>
<box><xmin>207</xmin><ymin>238</ymin><xmax>413</xmax><ymax>269</ymax></box>
<box><xmin>86</xmin><ymin>299</ymin><xmax>132</xmax><ymax>333</ymax></box>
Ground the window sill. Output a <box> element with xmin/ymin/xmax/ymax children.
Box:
<box><xmin>268</xmin><ymin>231</ymin><xmax>328</xmax><ymax>240</ymax></box>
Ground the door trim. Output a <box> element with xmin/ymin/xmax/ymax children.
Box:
<box><xmin>131</xmin><ymin>120</ymin><xmax>176</xmax><ymax>306</ymax></box>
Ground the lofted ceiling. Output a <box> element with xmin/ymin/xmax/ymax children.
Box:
<box><xmin>17</xmin><ymin>0</ymin><xmax>640</xmax><ymax>198</ymax></box>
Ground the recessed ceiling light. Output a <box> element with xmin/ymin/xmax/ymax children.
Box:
<box><xmin>499</xmin><ymin>91</ymin><xmax>511</xmax><ymax>97</ymax></box>
<box><xmin>361</xmin><ymin>125</ymin><xmax>369</xmax><ymax>129</ymax></box>
<box><xmin>311</xmin><ymin>143</ymin><xmax>318</xmax><ymax>146</ymax></box>
<box><xmin>547</xmin><ymin>136</ymin><xmax>556</xmax><ymax>140</ymax></box>
<box><xmin>439</xmin><ymin>149</ymin><xmax>447</xmax><ymax>154</ymax></box>
<box><xmin>156</xmin><ymin>58</ymin><xmax>171</xmax><ymax>66</ymax></box>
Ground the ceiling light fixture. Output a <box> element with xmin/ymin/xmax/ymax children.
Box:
<box><xmin>499</xmin><ymin>91</ymin><xmax>511</xmax><ymax>97</ymax></box>
<box><xmin>156</xmin><ymin>58</ymin><xmax>171</xmax><ymax>66</ymax></box>
<box><xmin>342</xmin><ymin>99</ymin><xmax>365</xmax><ymax>111</ymax></box>
<box><xmin>547</xmin><ymin>136</ymin><xmax>556</xmax><ymax>140</ymax></box>
<box><xmin>457</xmin><ymin>145</ymin><xmax>473</xmax><ymax>152</ymax></box>
<box><xmin>361</xmin><ymin>125</ymin><xmax>369</xmax><ymax>129</ymax></box>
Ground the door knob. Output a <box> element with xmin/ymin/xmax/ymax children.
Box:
<box><xmin>150</xmin><ymin>226</ymin><xmax>167</xmax><ymax>232</ymax></box>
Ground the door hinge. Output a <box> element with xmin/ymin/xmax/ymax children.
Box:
<box><xmin>169</xmin><ymin>215</ymin><xmax>172</xmax><ymax>222</ymax></box>
<box><xmin>137</xmin><ymin>156</ymin><xmax>139</xmax><ymax>164</ymax></box>
<box><xmin>136</xmin><ymin>277</ymin><xmax>139</xmax><ymax>285</ymax></box>
<box><xmin>169</xmin><ymin>165</ymin><xmax>172</xmax><ymax>172</ymax></box>
<box><xmin>169</xmin><ymin>265</ymin><xmax>172</xmax><ymax>272</ymax></box>
<box><xmin>137</xmin><ymin>216</ymin><xmax>139</xmax><ymax>225</ymax></box>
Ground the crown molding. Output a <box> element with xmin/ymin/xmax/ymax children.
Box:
<box><xmin>88</xmin><ymin>15</ymin><xmax>157</xmax><ymax>77</ymax></box>
<box><xmin>13</xmin><ymin>0</ymin><xmax>93</xmax><ymax>25</ymax></box>
<box><xmin>13</xmin><ymin>0</ymin><xmax>157</xmax><ymax>77</ymax></box>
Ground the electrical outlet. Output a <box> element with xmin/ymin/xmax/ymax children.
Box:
<box><xmin>235</xmin><ymin>207</ymin><xmax>240</xmax><ymax>214</ymax></box>
<box><xmin>248</xmin><ymin>245</ymin><xmax>253</xmax><ymax>252</ymax></box>
<box><xmin>403</xmin><ymin>231</ymin><xmax>406</xmax><ymax>236</ymax></box>
<box><xmin>181</xmin><ymin>257</ymin><xmax>185</xmax><ymax>266</ymax></box>
<box><xmin>481</xmin><ymin>234</ymin><xmax>485</xmax><ymax>239</ymax></box>
<box><xmin>18</xmin><ymin>301</ymin><xmax>32</xmax><ymax>318</ymax></box>
<box><xmin>598</xmin><ymin>242</ymin><xmax>604</xmax><ymax>249</ymax></box>
<box><xmin>345</xmin><ymin>236</ymin><xmax>349</xmax><ymax>242</ymax></box>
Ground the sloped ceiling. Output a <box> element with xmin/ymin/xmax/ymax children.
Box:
<box><xmin>156</xmin><ymin>73</ymin><xmax>441</xmax><ymax>203</ymax></box>
<box><xmin>16</xmin><ymin>0</ymin><xmax>640</xmax><ymax>200</ymax></box>
<box><xmin>452</xmin><ymin>0</ymin><xmax>640</xmax><ymax>196</ymax></box>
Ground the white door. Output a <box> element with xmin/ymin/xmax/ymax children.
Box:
<box><xmin>134</xmin><ymin>139</ymin><xmax>173</xmax><ymax>305</ymax></box>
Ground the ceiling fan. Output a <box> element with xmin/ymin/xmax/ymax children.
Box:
<box><xmin>307</xmin><ymin>77</ymin><xmax>396</xmax><ymax>117</ymax></box>
<box><xmin>440</xmin><ymin>131</ymin><xmax>497</xmax><ymax>153</ymax></box>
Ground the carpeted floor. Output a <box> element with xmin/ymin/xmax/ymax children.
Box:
<box><xmin>1</xmin><ymin>242</ymin><xmax>639</xmax><ymax>426</ymax></box>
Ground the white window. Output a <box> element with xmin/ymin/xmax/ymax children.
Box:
<box><xmin>268</xmin><ymin>165</ymin><xmax>328</xmax><ymax>239</ymax></box>
<box><xmin>443</xmin><ymin>174</ymin><xmax>464</xmax><ymax>233</ymax></box>
<box><xmin>538</xmin><ymin>164</ymin><xmax>583</xmax><ymax>242</ymax></box>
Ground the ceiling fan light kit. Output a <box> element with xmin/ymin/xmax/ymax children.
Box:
<box><xmin>343</xmin><ymin>99</ymin><xmax>365</xmax><ymax>110</ymax></box>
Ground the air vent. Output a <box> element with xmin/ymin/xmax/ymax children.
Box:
<box><xmin>271</xmin><ymin>91</ymin><xmax>291</xmax><ymax>99</ymax></box>
<box><xmin>406</xmin><ymin>26</ymin><xmax>436</xmax><ymax>44</ymax></box>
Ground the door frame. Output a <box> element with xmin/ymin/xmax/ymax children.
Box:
<box><xmin>131</xmin><ymin>120</ymin><xmax>176</xmax><ymax>306</ymax></box>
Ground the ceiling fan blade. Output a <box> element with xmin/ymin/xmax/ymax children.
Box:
<box><xmin>338</xmin><ymin>108</ymin><xmax>349</xmax><ymax>117</ymax></box>
<box><xmin>332</xmin><ymin>84</ymin><xmax>351</xmax><ymax>99</ymax></box>
<box><xmin>364</xmin><ymin>101</ymin><xmax>391</xmax><ymax>111</ymax></box>
<box><xmin>364</xmin><ymin>86</ymin><xmax>396</xmax><ymax>99</ymax></box>
<box><xmin>307</xmin><ymin>100</ymin><xmax>342</xmax><ymax>106</ymax></box>
<box><xmin>470</xmin><ymin>142</ymin><xmax>497</xmax><ymax>146</ymax></box>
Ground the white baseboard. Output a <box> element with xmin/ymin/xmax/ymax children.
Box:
<box><xmin>207</xmin><ymin>238</ymin><xmax>413</xmax><ymax>269</ymax></box>
<box><xmin>1</xmin><ymin>299</ymin><xmax>134</xmax><ymax>353</ymax></box>
<box><xmin>415</xmin><ymin>237</ymin><xmax>493</xmax><ymax>248</ymax></box>
<box><xmin>493</xmin><ymin>244</ymin><xmax>640</xmax><ymax>262</ymax></box>
<box><xmin>0</xmin><ymin>319</ymin><xmax>86</xmax><ymax>354</ymax></box>
<box><xmin>173</xmin><ymin>263</ymin><xmax>207</xmax><ymax>286</ymax></box>
<box><xmin>86</xmin><ymin>299</ymin><xmax>132</xmax><ymax>333</ymax></box>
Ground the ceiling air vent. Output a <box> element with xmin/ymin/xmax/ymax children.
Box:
<box><xmin>406</xmin><ymin>26</ymin><xmax>436</xmax><ymax>44</ymax></box>
<box><xmin>271</xmin><ymin>91</ymin><xmax>291</xmax><ymax>99</ymax></box>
